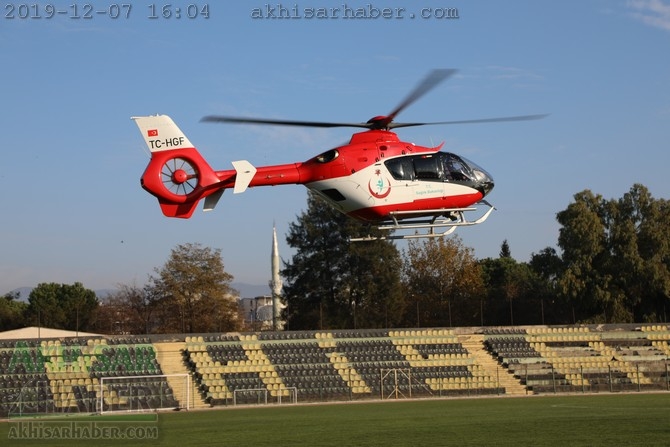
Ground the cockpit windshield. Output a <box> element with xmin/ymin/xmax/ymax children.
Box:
<box><xmin>458</xmin><ymin>155</ymin><xmax>494</xmax><ymax>187</ymax></box>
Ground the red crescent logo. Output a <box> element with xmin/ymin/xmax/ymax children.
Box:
<box><xmin>368</xmin><ymin>177</ymin><xmax>392</xmax><ymax>199</ymax></box>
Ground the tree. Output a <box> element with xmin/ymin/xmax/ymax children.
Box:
<box><xmin>479</xmin><ymin>257</ymin><xmax>542</xmax><ymax>325</ymax></box>
<box><xmin>282</xmin><ymin>191</ymin><xmax>404</xmax><ymax>330</ymax></box>
<box><xmin>25</xmin><ymin>282</ymin><xmax>98</xmax><ymax>331</ymax></box>
<box><xmin>529</xmin><ymin>247</ymin><xmax>563</xmax><ymax>284</ymax></box>
<box><xmin>556</xmin><ymin>189</ymin><xmax>612</xmax><ymax>322</ymax></box>
<box><xmin>147</xmin><ymin>243</ymin><xmax>241</xmax><ymax>333</ymax></box>
<box><xmin>499</xmin><ymin>240</ymin><xmax>512</xmax><ymax>258</ymax></box>
<box><xmin>556</xmin><ymin>184</ymin><xmax>670</xmax><ymax>323</ymax></box>
<box><xmin>402</xmin><ymin>237</ymin><xmax>484</xmax><ymax>327</ymax></box>
<box><xmin>610</xmin><ymin>185</ymin><xmax>670</xmax><ymax>321</ymax></box>
<box><xmin>92</xmin><ymin>284</ymin><xmax>161</xmax><ymax>334</ymax></box>
<box><xmin>529</xmin><ymin>247</ymin><xmax>568</xmax><ymax>324</ymax></box>
<box><xmin>0</xmin><ymin>292</ymin><xmax>27</xmax><ymax>330</ymax></box>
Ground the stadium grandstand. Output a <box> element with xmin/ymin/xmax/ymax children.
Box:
<box><xmin>1</xmin><ymin>324</ymin><xmax>669</xmax><ymax>416</ymax></box>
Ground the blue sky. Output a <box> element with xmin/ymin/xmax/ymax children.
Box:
<box><xmin>2</xmin><ymin>1</ymin><xmax>669</xmax><ymax>296</ymax></box>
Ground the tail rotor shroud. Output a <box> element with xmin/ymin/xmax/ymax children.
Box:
<box><xmin>161</xmin><ymin>157</ymin><xmax>199</xmax><ymax>196</ymax></box>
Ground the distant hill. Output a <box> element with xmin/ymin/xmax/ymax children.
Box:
<box><xmin>5</xmin><ymin>287</ymin><xmax>118</xmax><ymax>303</ymax></box>
<box><xmin>232</xmin><ymin>282</ymin><xmax>271</xmax><ymax>298</ymax></box>
<box><xmin>6</xmin><ymin>283</ymin><xmax>269</xmax><ymax>302</ymax></box>
<box><xmin>5</xmin><ymin>287</ymin><xmax>33</xmax><ymax>302</ymax></box>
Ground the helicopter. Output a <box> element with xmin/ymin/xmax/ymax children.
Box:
<box><xmin>133</xmin><ymin>69</ymin><xmax>545</xmax><ymax>240</ymax></box>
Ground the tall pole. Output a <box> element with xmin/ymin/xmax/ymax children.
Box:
<box><xmin>270</xmin><ymin>224</ymin><xmax>284</xmax><ymax>331</ymax></box>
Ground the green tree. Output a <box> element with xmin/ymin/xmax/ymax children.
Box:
<box><xmin>529</xmin><ymin>247</ymin><xmax>563</xmax><ymax>284</ymax></box>
<box><xmin>480</xmin><ymin>255</ymin><xmax>547</xmax><ymax>326</ymax></box>
<box><xmin>0</xmin><ymin>292</ymin><xmax>27</xmax><ymax>330</ymax></box>
<box><xmin>610</xmin><ymin>185</ymin><xmax>670</xmax><ymax>321</ymax></box>
<box><xmin>529</xmin><ymin>247</ymin><xmax>568</xmax><ymax>324</ymax></box>
<box><xmin>557</xmin><ymin>189</ymin><xmax>611</xmax><ymax>322</ymax></box>
<box><xmin>25</xmin><ymin>282</ymin><xmax>98</xmax><ymax>331</ymax></box>
<box><xmin>556</xmin><ymin>184</ymin><xmax>670</xmax><ymax>323</ymax></box>
<box><xmin>499</xmin><ymin>240</ymin><xmax>512</xmax><ymax>258</ymax></box>
<box><xmin>402</xmin><ymin>237</ymin><xmax>484</xmax><ymax>327</ymax></box>
<box><xmin>282</xmin><ymin>191</ymin><xmax>404</xmax><ymax>330</ymax></box>
<box><xmin>147</xmin><ymin>243</ymin><xmax>241</xmax><ymax>333</ymax></box>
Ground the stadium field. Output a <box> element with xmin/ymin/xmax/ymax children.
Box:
<box><xmin>1</xmin><ymin>393</ymin><xmax>668</xmax><ymax>446</ymax></box>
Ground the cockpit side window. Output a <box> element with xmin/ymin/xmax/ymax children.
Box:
<box><xmin>385</xmin><ymin>157</ymin><xmax>415</xmax><ymax>180</ymax></box>
<box><xmin>413</xmin><ymin>156</ymin><xmax>443</xmax><ymax>181</ymax></box>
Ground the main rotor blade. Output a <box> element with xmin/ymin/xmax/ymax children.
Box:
<box><xmin>201</xmin><ymin>115</ymin><xmax>371</xmax><ymax>129</ymax></box>
<box><xmin>202</xmin><ymin>69</ymin><xmax>458</xmax><ymax>131</ymax></box>
<box><xmin>385</xmin><ymin>69</ymin><xmax>458</xmax><ymax>125</ymax></box>
<box><xmin>388</xmin><ymin>113</ymin><xmax>549</xmax><ymax>129</ymax></box>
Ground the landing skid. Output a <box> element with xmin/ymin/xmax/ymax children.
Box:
<box><xmin>350</xmin><ymin>201</ymin><xmax>495</xmax><ymax>241</ymax></box>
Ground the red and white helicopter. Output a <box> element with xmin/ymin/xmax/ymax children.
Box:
<box><xmin>133</xmin><ymin>70</ymin><xmax>545</xmax><ymax>240</ymax></box>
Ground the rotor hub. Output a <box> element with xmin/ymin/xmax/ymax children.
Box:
<box><xmin>172</xmin><ymin>169</ymin><xmax>189</xmax><ymax>184</ymax></box>
<box><xmin>366</xmin><ymin>115</ymin><xmax>390</xmax><ymax>128</ymax></box>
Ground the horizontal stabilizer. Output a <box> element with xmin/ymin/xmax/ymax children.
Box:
<box><xmin>232</xmin><ymin>160</ymin><xmax>257</xmax><ymax>194</ymax></box>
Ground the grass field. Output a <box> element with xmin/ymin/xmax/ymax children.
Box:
<box><xmin>2</xmin><ymin>393</ymin><xmax>669</xmax><ymax>446</ymax></box>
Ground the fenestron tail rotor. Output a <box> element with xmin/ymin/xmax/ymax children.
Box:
<box><xmin>161</xmin><ymin>157</ymin><xmax>199</xmax><ymax>196</ymax></box>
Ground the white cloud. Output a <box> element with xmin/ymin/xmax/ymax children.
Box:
<box><xmin>627</xmin><ymin>0</ymin><xmax>670</xmax><ymax>31</ymax></box>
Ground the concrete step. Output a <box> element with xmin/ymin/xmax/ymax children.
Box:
<box><xmin>459</xmin><ymin>334</ymin><xmax>528</xmax><ymax>396</ymax></box>
<box><xmin>154</xmin><ymin>342</ymin><xmax>209</xmax><ymax>409</ymax></box>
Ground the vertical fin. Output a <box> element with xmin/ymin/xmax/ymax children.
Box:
<box><xmin>203</xmin><ymin>189</ymin><xmax>225</xmax><ymax>212</ymax></box>
<box><xmin>131</xmin><ymin>115</ymin><xmax>195</xmax><ymax>152</ymax></box>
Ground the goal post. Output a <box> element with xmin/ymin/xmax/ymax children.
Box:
<box><xmin>232</xmin><ymin>387</ymin><xmax>298</xmax><ymax>406</ymax></box>
<box><xmin>99</xmin><ymin>374</ymin><xmax>190</xmax><ymax>414</ymax></box>
<box><xmin>380</xmin><ymin>368</ymin><xmax>433</xmax><ymax>400</ymax></box>
<box><xmin>233</xmin><ymin>388</ymin><xmax>268</xmax><ymax>406</ymax></box>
